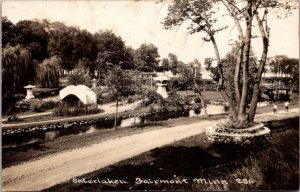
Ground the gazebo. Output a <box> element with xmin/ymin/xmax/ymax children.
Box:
<box><xmin>153</xmin><ymin>75</ymin><xmax>170</xmax><ymax>98</ymax></box>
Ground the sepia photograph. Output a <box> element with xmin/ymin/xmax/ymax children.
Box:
<box><xmin>1</xmin><ymin>0</ymin><xmax>299</xmax><ymax>191</ymax></box>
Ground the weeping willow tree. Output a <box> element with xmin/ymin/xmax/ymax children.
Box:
<box><xmin>36</xmin><ymin>56</ymin><xmax>61</xmax><ymax>88</ymax></box>
<box><xmin>2</xmin><ymin>44</ymin><xmax>33</xmax><ymax>97</ymax></box>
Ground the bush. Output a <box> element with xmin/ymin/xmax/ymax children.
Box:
<box><xmin>53</xmin><ymin>102</ymin><xmax>101</xmax><ymax>117</ymax></box>
<box><xmin>33</xmin><ymin>88</ymin><xmax>59</xmax><ymax>98</ymax></box>
<box><xmin>7</xmin><ymin>115</ymin><xmax>19</xmax><ymax>122</ymax></box>
<box><xmin>194</xmin><ymin>97</ymin><xmax>201</xmax><ymax>103</ymax></box>
<box><xmin>144</xmin><ymin>104</ymin><xmax>189</xmax><ymax>122</ymax></box>
<box><xmin>15</xmin><ymin>99</ymin><xmax>59</xmax><ymax>112</ymax></box>
<box><xmin>15</xmin><ymin>100</ymin><xmax>31</xmax><ymax>111</ymax></box>
<box><xmin>127</xmin><ymin>97</ymin><xmax>134</xmax><ymax>104</ymax></box>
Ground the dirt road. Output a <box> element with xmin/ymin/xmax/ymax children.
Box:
<box><xmin>2</xmin><ymin>108</ymin><xmax>299</xmax><ymax>191</ymax></box>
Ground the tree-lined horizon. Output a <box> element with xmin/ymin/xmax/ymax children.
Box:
<box><xmin>2</xmin><ymin>16</ymin><xmax>209</xmax><ymax>98</ymax></box>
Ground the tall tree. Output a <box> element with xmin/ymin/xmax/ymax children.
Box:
<box><xmin>2</xmin><ymin>17</ymin><xmax>18</xmax><ymax>46</ymax></box>
<box><xmin>94</xmin><ymin>30</ymin><xmax>134</xmax><ymax>78</ymax></box>
<box><xmin>168</xmin><ymin>53</ymin><xmax>179</xmax><ymax>75</ymax></box>
<box><xmin>68</xmin><ymin>61</ymin><xmax>92</xmax><ymax>87</ymax></box>
<box><xmin>134</xmin><ymin>43</ymin><xmax>160</xmax><ymax>72</ymax></box>
<box><xmin>15</xmin><ymin>20</ymin><xmax>49</xmax><ymax>61</ymax></box>
<box><xmin>163</xmin><ymin>0</ymin><xmax>296</xmax><ymax>126</ymax></box>
<box><xmin>160</xmin><ymin>58</ymin><xmax>170</xmax><ymax>73</ymax></box>
<box><xmin>44</xmin><ymin>21</ymin><xmax>77</xmax><ymax>71</ymax></box>
<box><xmin>104</xmin><ymin>65</ymin><xmax>136</xmax><ymax>129</ymax></box>
<box><xmin>36</xmin><ymin>56</ymin><xmax>61</xmax><ymax>88</ymax></box>
<box><xmin>2</xmin><ymin>44</ymin><xmax>33</xmax><ymax>97</ymax></box>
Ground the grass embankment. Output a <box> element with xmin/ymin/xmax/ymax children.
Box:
<box><xmin>46</xmin><ymin>128</ymin><xmax>299</xmax><ymax>191</ymax></box>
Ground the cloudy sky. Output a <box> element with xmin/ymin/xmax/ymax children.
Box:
<box><xmin>2</xmin><ymin>0</ymin><xmax>299</xmax><ymax>64</ymax></box>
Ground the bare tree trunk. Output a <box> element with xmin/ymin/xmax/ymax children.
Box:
<box><xmin>248</xmin><ymin>10</ymin><xmax>270</xmax><ymax>122</ymax></box>
<box><xmin>198</xmin><ymin>92</ymin><xmax>208</xmax><ymax>117</ymax></box>
<box><xmin>223</xmin><ymin>1</ymin><xmax>244</xmax><ymax>111</ymax></box>
<box><xmin>234</xmin><ymin>41</ymin><xmax>244</xmax><ymax>109</ymax></box>
<box><xmin>238</xmin><ymin>5</ymin><xmax>253</xmax><ymax>124</ymax></box>
<box><xmin>114</xmin><ymin>98</ymin><xmax>119</xmax><ymax>129</ymax></box>
<box><xmin>210</xmin><ymin>35</ymin><xmax>238</xmax><ymax>122</ymax></box>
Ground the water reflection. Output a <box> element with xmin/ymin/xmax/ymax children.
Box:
<box><xmin>120</xmin><ymin>117</ymin><xmax>141</xmax><ymax>127</ymax></box>
<box><xmin>189</xmin><ymin>104</ymin><xmax>226</xmax><ymax>117</ymax></box>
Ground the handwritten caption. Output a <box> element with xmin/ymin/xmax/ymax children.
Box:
<box><xmin>72</xmin><ymin>177</ymin><xmax>255</xmax><ymax>185</ymax></box>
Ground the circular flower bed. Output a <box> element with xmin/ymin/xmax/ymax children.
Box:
<box><xmin>206</xmin><ymin>122</ymin><xmax>271</xmax><ymax>146</ymax></box>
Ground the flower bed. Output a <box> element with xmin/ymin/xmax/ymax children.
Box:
<box><xmin>206</xmin><ymin>122</ymin><xmax>271</xmax><ymax>145</ymax></box>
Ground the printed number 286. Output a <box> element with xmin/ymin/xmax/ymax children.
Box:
<box><xmin>236</xmin><ymin>179</ymin><xmax>255</xmax><ymax>184</ymax></box>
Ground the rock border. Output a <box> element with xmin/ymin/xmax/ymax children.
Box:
<box><xmin>206</xmin><ymin>122</ymin><xmax>271</xmax><ymax>145</ymax></box>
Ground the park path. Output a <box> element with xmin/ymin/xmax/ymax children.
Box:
<box><xmin>2</xmin><ymin>101</ymin><xmax>141</xmax><ymax>129</ymax></box>
<box><xmin>2</xmin><ymin>108</ymin><xmax>299</xmax><ymax>191</ymax></box>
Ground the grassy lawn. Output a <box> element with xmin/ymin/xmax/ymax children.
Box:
<box><xmin>46</xmin><ymin>128</ymin><xmax>299</xmax><ymax>191</ymax></box>
<box><xmin>177</xmin><ymin>90</ymin><xmax>225</xmax><ymax>101</ymax></box>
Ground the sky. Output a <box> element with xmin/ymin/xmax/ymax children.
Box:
<box><xmin>2</xmin><ymin>0</ymin><xmax>299</xmax><ymax>64</ymax></box>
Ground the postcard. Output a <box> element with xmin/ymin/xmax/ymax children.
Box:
<box><xmin>2</xmin><ymin>0</ymin><xmax>299</xmax><ymax>191</ymax></box>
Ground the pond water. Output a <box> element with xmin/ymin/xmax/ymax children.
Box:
<box><xmin>189</xmin><ymin>104</ymin><xmax>227</xmax><ymax>117</ymax></box>
<box><xmin>2</xmin><ymin>105</ymin><xmax>227</xmax><ymax>149</ymax></box>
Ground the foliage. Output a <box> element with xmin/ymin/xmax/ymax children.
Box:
<box><xmin>145</xmin><ymin>90</ymin><xmax>165</xmax><ymax>106</ymax></box>
<box><xmin>163</xmin><ymin>0</ymin><xmax>225</xmax><ymax>37</ymax></box>
<box><xmin>2</xmin><ymin>17</ymin><xmax>18</xmax><ymax>46</ymax></box>
<box><xmin>104</xmin><ymin>65</ymin><xmax>136</xmax><ymax>128</ymax></box>
<box><xmin>268</xmin><ymin>55</ymin><xmax>299</xmax><ymax>92</ymax></box>
<box><xmin>134</xmin><ymin>43</ymin><xmax>160</xmax><ymax>72</ymax></box>
<box><xmin>144</xmin><ymin>105</ymin><xmax>189</xmax><ymax>122</ymax></box>
<box><xmin>36</xmin><ymin>56</ymin><xmax>61</xmax><ymax>88</ymax></box>
<box><xmin>53</xmin><ymin>102</ymin><xmax>100</xmax><ymax>117</ymax></box>
<box><xmin>42</xmin><ymin>20</ymin><xmax>98</xmax><ymax>71</ymax></box>
<box><xmin>177</xmin><ymin>64</ymin><xmax>194</xmax><ymax>95</ymax></box>
<box><xmin>104</xmin><ymin>66</ymin><xmax>136</xmax><ymax>100</ymax></box>
<box><xmin>194</xmin><ymin>97</ymin><xmax>201</xmax><ymax>103</ymax></box>
<box><xmin>15</xmin><ymin>99</ymin><xmax>59</xmax><ymax>112</ymax></box>
<box><xmin>91</xmin><ymin>86</ymin><xmax>105</xmax><ymax>104</ymax></box>
<box><xmin>15</xmin><ymin>20</ymin><xmax>49</xmax><ymax>61</ymax></box>
<box><xmin>163</xmin><ymin>0</ymin><xmax>297</xmax><ymax>125</ymax></box>
<box><xmin>205</xmin><ymin>44</ymin><xmax>258</xmax><ymax>104</ymax></box>
<box><xmin>94</xmin><ymin>30</ymin><xmax>134</xmax><ymax>78</ymax></box>
<box><xmin>165</xmin><ymin>90</ymin><xmax>185</xmax><ymax>109</ymax></box>
<box><xmin>160</xmin><ymin>58</ymin><xmax>170</xmax><ymax>72</ymax></box>
<box><xmin>2</xmin><ymin>44</ymin><xmax>34</xmax><ymax>98</ymax></box>
<box><xmin>68</xmin><ymin>62</ymin><xmax>92</xmax><ymax>87</ymax></box>
<box><xmin>168</xmin><ymin>53</ymin><xmax>179</xmax><ymax>75</ymax></box>
<box><xmin>167</xmin><ymin>77</ymin><xmax>180</xmax><ymax>91</ymax></box>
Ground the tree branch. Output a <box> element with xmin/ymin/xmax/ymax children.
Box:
<box><xmin>224</xmin><ymin>0</ymin><xmax>247</xmax><ymax>18</ymax></box>
<box><xmin>248</xmin><ymin>8</ymin><xmax>269</xmax><ymax>122</ymax></box>
<box><xmin>221</xmin><ymin>0</ymin><xmax>244</xmax><ymax>38</ymax></box>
